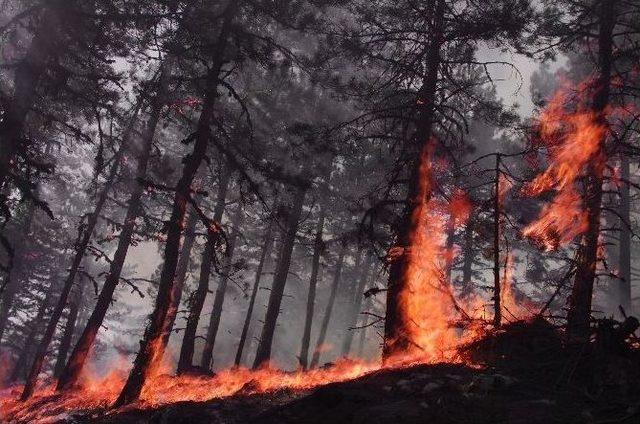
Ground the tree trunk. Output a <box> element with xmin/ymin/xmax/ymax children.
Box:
<box><xmin>200</xmin><ymin>204</ymin><xmax>243</xmax><ymax>371</ymax></box>
<box><xmin>53</xmin><ymin>279</ymin><xmax>84</xmax><ymax>378</ymax></box>
<box><xmin>493</xmin><ymin>154</ymin><xmax>502</xmax><ymax>328</ymax></box>
<box><xmin>444</xmin><ymin>220</ymin><xmax>456</xmax><ymax>283</ymax></box>
<box><xmin>566</xmin><ymin>0</ymin><xmax>615</xmax><ymax>339</ymax></box>
<box><xmin>20</xmin><ymin>132</ymin><xmax>131</xmax><ymax>400</ymax></box>
<box><xmin>234</xmin><ymin>219</ymin><xmax>275</xmax><ymax>367</ymax></box>
<box><xmin>298</xmin><ymin>210</ymin><xmax>325</xmax><ymax>370</ymax></box>
<box><xmin>0</xmin><ymin>4</ymin><xmax>63</xmax><ymax>192</ymax></box>
<box><xmin>56</xmin><ymin>62</ymin><xmax>171</xmax><ymax>392</ymax></box>
<box><xmin>0</xmin><ymin>207</ymin><xmax>36</xmax><ymax>343</ymax></box>
<box><xmin>460</xmin><ymin>218</ymin><xmax>475</xmax><ymax>297</ymax></box>
<box><xmin>342</xmin><ymin>246</ymin><xmax>364</xmax><ymax>308</ymax></box>
<box><xmin>176</xmin><ymin>168</ymin><xmax>232</xmax><ymax>374</ymax></box>
<box><xmin>383</xmin><ymin>0</ymin><xmax>445</xmax><ymax>359</ymax></box>
<box><xmin>310</xmin><ymin>242</ymin><xmax>347</xmax><ymax>369</ymax></box>
<box><xmin>114</xmin><ymin>5</ymin><xmax>237</xmax><ymax>406</ymax></box>
<box><xmin>341</xmin><ymin>253</ymin><xmax>373</xmax><ymax>357</ymax></box>
<box><xmin>8</xmin><ymin>287</ymin><xmax>55</xmax><ymax>383</ymax></box>
<box><xmin>161</xmin><ymin>211</ymin><xmax>199</xmax><ymax>343</ymax></box>
<box><xmin>252</xmin><ymin>185</ymin><xmax>307</xmax><ymax>368</ymax></box>
<box><xmin>618</xmin><ymin>155</ymin><xmax>631</xmax><ymax>312</ymax></box>
<box><xmin>356</xmin><ymin>264</ymin><xmax>380</xmax><ymax>358</ymax></box>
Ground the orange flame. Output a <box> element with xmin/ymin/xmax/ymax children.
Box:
<box><xmin>498</xmin><ymin>173</ymin><xmax>512</xmax><ymax>206</ymax></box>
<box><xmin>449</xmin><ymin>188</ymin><xmax>472</xmax><ymax>226</ymax></box>
<box><xmin>0</xmin><ymin>144</ymin><xmax>501</xmax><ymax>421</ymax></box>
<box><xmin>389</xmin><ymin>143</ymin><xmax>481</xmax><ymax>364</ymax></box>
<box><xmin>0</xmin><ymin>359</ymin><xmax>382</xmax><ymax>422</ymax></box>
<box><xmin>500</xmin><ymin>253</ymin><xmax>535</xmax><ymax>322</ymax></box>
<box><xmin>522</xmin><ymin>79</ymin><xmax>607</xmax><ymax>250</ymax></box>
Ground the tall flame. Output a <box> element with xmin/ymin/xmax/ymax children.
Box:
<box><xmin>522</xmin><ymin>80</ymin><xmax>607</xmax><ymax>250</ymax></box>
<box><xmin>391</xmin><ymin>143</ymin><xmax>478</xmax><ymax>362</ymax></box>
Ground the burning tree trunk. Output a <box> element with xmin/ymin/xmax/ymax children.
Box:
<box><xmin>177</xmin><ymin>168</ymin><xmax>232</xmax><ymax>374</ymax></box>
<box><xmin>566</xmin><ymin>0</ymin><xmax>615</xmax><ymax>339</ymax></box>
<box><xmin>383</xmin><ymin>0</ymin><xmax>445</xmax><ymax>359</ymax></box>
<box><xmin>299</xmin><ymin>210</ymin><xmax>326</xmax><ymax>370</ymax></box>
<box><xmin>253</xmin><ymin>184</ymin><xmax>307</xmax><ymax>368</ymax></box>
<box><xmin>200</xmin><ymin>203</ymin><xmax>243</xmax><ymax>371</ymax></box>
<box><xmin>20</xmin><ymin>131</ymin><xmax>131</xmax><ymax>400</ymax></box>
<box><xmin>55</xmin><ymin>64</ymin><xmax>171</xmax><ymax>392</ymax></box>
<box><xmin>341</xmin><ymin>253</ymin><xmax>373</xmax><ymax>357</ymax></box>
<box><xmin>53</xmin><ymin>280</ymin><xmax>84</xmax><ymax>378</ymax></box>
<box><xmin>114</xmin><ymin>5</ymin><xmax>237</xmax><ymax>406</ymax></box>
<box><xmin>310</xmin><ymin>241</ymin><xmax>347</xmax><ymax>369</ymax></box>
<box><xmin>234</xmin><ymin>219</ymin><xmax>275</xmax><ymax>367</ymax></box>
<box><xmin>618</xmin><ymin>154</ymin><xmax>631</xmax><ymax>312</ymax></box>
<box><xmin>493</xmin><ymin>154</ymin><xmax>502</xmax><ymax>328</ymax></box>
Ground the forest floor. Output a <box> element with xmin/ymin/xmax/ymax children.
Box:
<box><xmin>57</xmin><ymin>319</ymin><xmax>640</xmax><ymax>424</ymax></box>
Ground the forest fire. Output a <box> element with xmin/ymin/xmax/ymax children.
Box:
<box><xmin>522</xmin><ymin>80</ymin><xmax>608</xmax><ymax>250</ymax></box>
<box><xmin>388</xmin><ymin>144</ymin><xmax>481</xmax><ymax>363</ymax></box>
<box><xmin>2</xmin><ymin>0</ymin><xmax>637</xmax><ymax>422</ymax></box>
<box><xmin>1</xmin><ymin>359</ymin><xmax>383</xmax><ymax>422</ymax></box>
<box><xmin>0</xmin><ymin>144</ymin><xmax>498</xmax><ymax>422</ymax></box>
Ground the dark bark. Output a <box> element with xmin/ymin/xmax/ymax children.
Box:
<box><xmin>0</xmin><ymin>4</ymin><xmax>63</xmax><ymax>192</ymax></box>
<box><xmin>234</xmin><ymin>219</ymin><xmax>275</xmax><ymax>367</ymax></box>
<box><xmin>618</xmin><ymin>155</ymin><xmax>631</xmax><ymax>312</ymax></box>
<box><xmin>21</xmin><ymin>136</ymin><xmax>128</xmax><ymax>400</ymax></box>
<box><xmin>0</xmin><ymin>207</ymin><xmax>35</xmax><ymax>343</ymax></box>
<box><xmin>177</xmin><ymin>168</ymin><xmax>232</xmax><ymax>374</ymax></box>
<box><xmin>298</xmin><ymin>210</ymin><xmax>325</xmax><ymax>370</ymax></box>
<box><xmin>493</xmin><ymin>154</ymin><xmax>502</xmax><ymax>328</ymax></box>
<box><xmin>567</xmin><ymin>0</ymin><xmax>615</xmax><ymax>339</ymax></box>
<box><xmin>342</xmin><ymin>246</ymin><xmax>364</xmax><ymax>306</ymax></box>
<box><xmin>8</xmin><ymin>287</ymin><xmax>55</xmax><ymax>383</ymax></box>
<box><xmin>53</xmin><ymin>279</ymin><xmax>84</xmax><ymax>378</ymax></box>
<box><xmin>356</xmin><ymin>264</ymin><xmax>380</xmax><ymax>358</ymax></box>
<box><xmin>252</xmin><ymin>185</ymin><xmax>307</xmax><ymax>368</ymax></box>
<box><xmin>444</xmin><ymin>220</ymin><xmax>456</xmax><ymax>283</ymax></box>
<box><xmin>383</xmin><ymin>0</ymin><xmax>445</xmax><ymax>359</ymax></box>
<box><xmin>161</xmin><ymin>211</ymin><xmax>199</xmax><ymax>344</ymax></box>
<box><xmin>461</xmin><ymin>218</ymin><xmax>475</xmax><ymax>297</ymax></box>
<box><xmin>56</xmin><ymin>62</ymin><xmax>171</xmax><ymax>392</ymax></box>
<box><xmin>356</xmin><ymin>304</ymin><xmax>370</xmax><ymax>358</ymax></box>
<box><xmin>310</xmin><ymin>242</ymin><xmax>347</xmax><ymax>369</ymax></box>
<box><xmin>341</xmin><ymin>253</ymin><xmax>373</xmax><ymax>357</ymax></box>
<box><xmin>200</xmin><ymin>204</ymin><xmax>243</xmax><ymax>371</ymax></box>
<box><xmin>114</xmin><ymin>4</ymin><xmax>237</xmax><ymax>406</ymax></box>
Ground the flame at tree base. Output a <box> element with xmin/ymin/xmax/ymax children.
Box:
<box><xmin>0</xmin><ymin>141</ymin><xmax>537</xmax><ymax>423</ymax></box>
<box><xmin>1</xmin><ymin>355</ymin><xmax>468</xmax><ymax>422</ymax></box>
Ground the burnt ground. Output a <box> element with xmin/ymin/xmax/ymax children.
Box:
<box><xmin>50</xmin><ymin>320</ymin><xmax>640</xmax><ymax>423</ymax></box>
